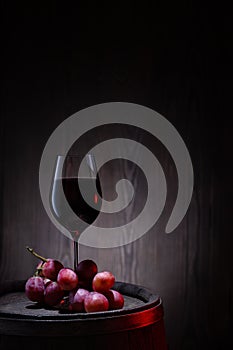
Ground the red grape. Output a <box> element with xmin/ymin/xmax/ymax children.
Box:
<box><xmin>92</xmin><ymin>271</ymin><xmax>115</xmax><ymax>293</ymax></box>
<box><xmin>57</xmin><ymin>268</ymin><xmax>78</xmax><ymax>290</ymax></box>
<box><xmin>43</xmin><ymin>278</ymin><xmax>51</xmax><ymax>287</ymax></box>
<box><xmin>76</xmin><ymin>259</ymin><xmax>97</xmax><ymax>290</ymax></box>
<box><xmin>104</xmin><ymin>290</ymin><xmax>124</xmax><ymax>310</ymax></box>
<box><xmin>42</xmin><ymin>259</ymin><xmax>64</xmax><ymax>281</ymax></box>
<box><xmin>69</xmin><ymin>288</ymin><xmax>78</xmax><ymax>303</ymax></box>
<box><xmin>76</xmin><ymin>288</ymin><xmax>89</xmax><ymax>299</ymax></box>
<box><xmin>25</xmin><ymin>247</ymin><xmax>124</xmax><ymax>313</ymax></box>
<box><xmin>84</xmin><ymin>292</ymin><xmax>109</xmax><ymax>313</ymax></box>
<box><xmin>25</xmin><ymin>276</ymin><xmax>44</xmax><ymax>303</ymax></box>
<box><xmin>44</xmin><ymin>281</ymin><xmax>64</xmax><ymax>306</ymax></box>
<box><xmin>69</xmin><ymin>288</ymin><xmax>89</xmax><ymax>312</ymax></box>
<box><xmin>69</xmin><ymin>293</ymin><xmax>84</xmax><ymax>312</ymax></box>
<box><xmin>26</xmin><ymin>247</ymin><xmax>63</xmax><ymax>280</ymax></box>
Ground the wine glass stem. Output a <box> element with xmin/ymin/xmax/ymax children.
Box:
<box><xmin>74</xmin><ymin>241</ymin><xmax>79</xmax><ymax>270</ymax></box>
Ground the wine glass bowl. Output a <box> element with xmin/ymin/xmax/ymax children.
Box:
<box><xmin>50</xmin><ymin>155</ymin><xmax>102</xmax><ymax>269</ymax></box>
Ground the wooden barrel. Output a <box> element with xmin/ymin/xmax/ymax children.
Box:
<box><xmin>0</xmin><ymin>280</ymin><xmax>167</xmax><ymax>350</ymax></box>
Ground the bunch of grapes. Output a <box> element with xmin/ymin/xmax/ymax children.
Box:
<box><xmin>25</xmin><ymin>247</ymin><xmax>124</xmax><ymax>313</ymax></box>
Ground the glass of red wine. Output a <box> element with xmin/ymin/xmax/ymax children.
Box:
<box><xmin>50</xmin><ymin>155</ymin><xmax>102</xmax><ymax>270</ymax></box>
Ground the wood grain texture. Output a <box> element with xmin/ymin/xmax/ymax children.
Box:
<box><xmin>1</xmin><ymin>3</ymin><xmax>232</xmax><ymax>350</ymax></box>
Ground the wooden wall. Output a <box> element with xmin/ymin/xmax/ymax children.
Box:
<box><xmin>1</xmin><ymin>3</ymin><xmax>232</xmax><ymax>349</ymax></box>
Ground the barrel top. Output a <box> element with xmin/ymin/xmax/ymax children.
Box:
<box><xmin>0</xmin><ymin>280</ymin><xmax>159</xmax><ymax>320</ymax></box>
<box><xmin>0</xmin><ymin>280</ymin><xmax>164</xmax><ymax>336</ymax></box>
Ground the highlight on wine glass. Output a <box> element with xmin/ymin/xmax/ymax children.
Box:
<box><xmin>39</xmin><ymin>102</ymin><xmax>194</xmax><ymax>249</ymax></box>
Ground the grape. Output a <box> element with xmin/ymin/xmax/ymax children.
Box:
<box><xmin>44</xmin><ymin>281</ymin><xmax>64</xmax><ymax>306</ymax></box>
<box><xmin>76</xmin><ymin>288</ymin><xmax>89</xmax><ymax>299</ymax></box>
<box><xmin>25</xmin><ymin>247</ymin><xmax>124</xmax><ymax>312</ymax></box>
<box><xmin>42</xmin><ymin>259</ymin><xmax>64</xmax><ymax>281</ymax></box>
<box><xmin>69</xmin><ymin>288</ymin><xmax>89</xmax><ymax>312</ymax></box>
<box><xmin>57</xmin><ymin>268</ymin><xmax>78</xmax><ymax>290</ymax></box>
<box><xmin>104</xmin><ymin>290</ymin><xmax>124</xmax><ymax>310</ymax></box>
<box><xmin>43</xmin><ymin>278</ymin><xmax>51</xmax><ymax>287</ymax></box>
<box><xmin>84</xmin><ymin>292</ymin><xmax>109</xmax><ymax>313</ymax></box>
<box><xmin>76</xmin><ymin>259</ymin><xmax>97</xmax><ymax>290</ymax></box>
<box><xmin>69</xmin><ymin>288</ymin><xmax>89</xmax><ymax>302</ymax></box>
<box><xmin>25</xmin><ymin>276</ymin><xmax>44</xmax><ymax>303</ymax></box>
<box><xmin>92</xmin><ymin>271</ymin><xmax>115</xmax><ymax>293</ymax></box>
<box><xmin>69</xmin><ymin>293</ymin><xmax>84</xmax><ymax>312</ymax></box>
<box><xmin>69</xmin><ymin>288</ymin><xmax>78</xmax><ymax>304</ymax></box>
<box><xmin>26</xmin><ymin>247</ymin><xmax>63</xmax><ymax>280</ymax></box>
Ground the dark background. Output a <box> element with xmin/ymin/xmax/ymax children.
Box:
<box><xmin>1</xmin><ymin>2</ymin><xmax>232</xmax><ymax>349</ymax></box>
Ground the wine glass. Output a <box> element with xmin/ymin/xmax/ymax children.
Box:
<box><xmin>50</xmin><ymin>155</ymin><xmax>102</xmax><ymax>270</ymax></box>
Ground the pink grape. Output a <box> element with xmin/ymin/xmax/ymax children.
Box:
<box><xmin>84</xmin><ymin>292</ymin><xmax>109</xmax><ymax>313</ymax></box>
<box><xmin>57</xmin><ymin>268</ymin><xmax>78</xmax><ymax>291</ymax></box>
<box><xmin>92</xmin><ymin>271</ymin><xmax>115</xmax><ymax>293</ymax></box>
<box><xmin>44</xmin><ymin>281</ymin><xmax>64</xmax><ymax>306</ymax></box>
<box><xmin>25</xmin><ymin>276</ymin><xmax>44</xmax><ymax>303</ymax></box>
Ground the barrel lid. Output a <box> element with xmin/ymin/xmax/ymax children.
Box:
<box><xmin>0</xmin><ymin>280</ymin><xmax>164</xmax><ymax>336</ymax></box>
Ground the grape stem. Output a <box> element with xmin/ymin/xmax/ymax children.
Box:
<box><xmin>26</xmin><ymin>246</ymin><xmax>48</xmax><ymax>262</ymax></box>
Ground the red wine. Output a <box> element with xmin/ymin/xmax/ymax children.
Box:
<box><xmin>63</xmin><ymin>177</ymin><xmax>102</xmax><ymax>223</ymax></box>
<box><xmin>51</xmin><ymin>177</ymin><xmax>102</xmax><ymax>234</ymax></box>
